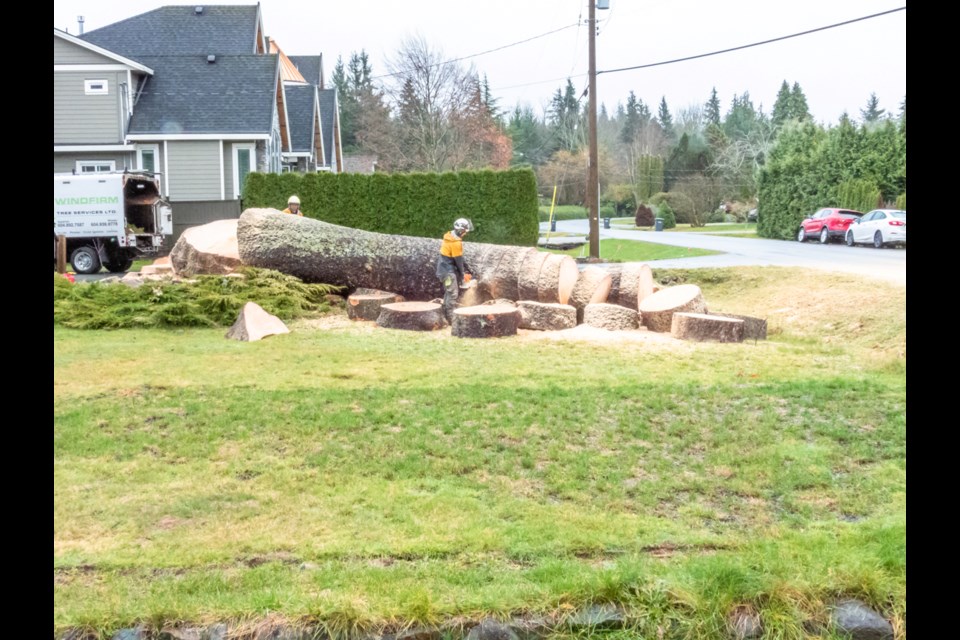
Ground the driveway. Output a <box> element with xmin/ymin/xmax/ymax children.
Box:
<box><xmin>545</xmin><ymin>219</ymin><xmax>906</xmax><ymax>287</ymax></box>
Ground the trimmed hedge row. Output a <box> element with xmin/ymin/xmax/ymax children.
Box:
<box><xmin>241</xmin><ymin>169</ymin><xmax>540</xmax><ymax>246</ymax></box>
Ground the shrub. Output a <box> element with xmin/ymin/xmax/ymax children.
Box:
<box><xmin>635</xmin><ymin>204</ymin><xmax>655</xmax><ymax>227</ymax></box>
<box><xmin>656</xmin><ymin>203</ymin><xmax>677</xmax><ymax>229</ymax></box>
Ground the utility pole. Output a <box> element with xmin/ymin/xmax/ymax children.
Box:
<box><xmin>587</xmin><ymin>1</ymin><xmax>600</xmax><ymax>259</ymax></box>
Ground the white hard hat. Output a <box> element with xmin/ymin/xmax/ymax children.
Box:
<box><xmin>288</xmin><ymin>195</ymin><xmax>301</xmax><ymax>205</ymax></box>
<box><xmin>453</xmin><ymin>218</ymin><xmax>474</xmax><ymax>233</ymax></box>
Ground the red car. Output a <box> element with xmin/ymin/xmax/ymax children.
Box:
<box><xmin>797</xmin><ymin>207</ymin><xmax>864</xmax><ymax>244</ymax></box>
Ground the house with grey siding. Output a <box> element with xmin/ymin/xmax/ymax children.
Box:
<box><xmin>54</xmin><ymin>4</ymin><xmax>340</xmax><ymax>211</ymax></box>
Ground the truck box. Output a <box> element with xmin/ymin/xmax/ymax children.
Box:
<box><xmin>54</xmin><ymin>172</ymin><xmax>172</xmax><ymax>274</ymax></box>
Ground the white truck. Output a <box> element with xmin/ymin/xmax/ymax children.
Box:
<box><xmin>53</xmin><ymin>172</ymin><xmax>173</xmax><ymax>274</ymax></box>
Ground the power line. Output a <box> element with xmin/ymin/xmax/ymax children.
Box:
<box><xmin>598</xmin><ymin>7</ymin><xmax>906</xmax><ymax>76</ymax></box>
<box><xmin>370</xmin><ymin>22</ymin><xmax>580</xmax><ymax>82</ymax></box>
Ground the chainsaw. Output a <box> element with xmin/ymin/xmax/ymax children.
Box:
<box><xmin>459</xmin><ymin>273</ymin><xmax>477</xmax><ymax>290</ymax></box>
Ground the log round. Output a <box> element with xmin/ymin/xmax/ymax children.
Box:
<box><xmin>451</xmin><ymin>304</ymin><xmax>521</xmax><ymax>339</ymax></box>
<box><xmin>709</xmin><ymin>312</ymin><xmax>767</xmax><ymax>340</ymax></box>
<box><xmin>569</xmin><ymin>266</ymin><xmax>612</xmax><ymax>323</ymax></box>
<box><xmin>516</xmin><ymin>250</ymin><xmax>551</xmax><ymax>302</ymax></box>
<box><xmin>517</xmin><ymin>301</ymin><xmax>577</xmax><ymax>331</ymax></box>
<box><xmin>169</xmin><ymin>219</ymin><xmax>242</xmax><ymax>276</ymax></box>
<box><xmin>237</xmin><ymin>210</ymin><xmax>565</xmax><ymax>303</ymax></box>
<box><xmin>671</xmin><ymin>312</ymin><xmax>744</xmax><ymax>343</ymax></box>
<box><xmin>347</xmin><ymin>292</ymin><xmax>404</xmax><ymax>321</ymax></box>
<box><xmin>583</xmin><ymin>303</ymin><xmax>640</xmax><ymax>331</ymax></box>
<box><xmin>376</xmin><ymin>301</ymin><xmax>447</xmax><ymax>331</ymax></box>
<box><xmin>638</xmin><ymin>284</ymin><xmax>707</xmax><ymax>332</ymax></box>
<box><xmin>636</xmin><ymin>264</ymin><xmax>655</xmax><ymax>305</ymax></box>
<box><xmin>616</xmin><ymin>263</ymin><xmax>645</xmax><ymax>310</ymax></box>
<box><xmin>536</xmin><ymin>254</ymin><xmax>579</xmax><ymax>305</ymax></box>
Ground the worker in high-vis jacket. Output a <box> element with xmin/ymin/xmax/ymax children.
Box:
<box><xmin>282</xmin><ymin>195</ymin><xmax>303</xmax><ymax>216</ymax></box>
<box><xmin>436</xmin><ymin>218</ymin><xmax>474</xmax><ymax>323</ymax></box>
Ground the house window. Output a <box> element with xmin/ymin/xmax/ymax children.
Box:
<box><xmin>84</xmin><ymin>79</ymin><xmax>109</xmax><ymax>95</ymax></box>
<box><xmin>232</xmin><ymin>144</ymin><xmax>255</xmax><ymax>198</ymax></box>
<box><xmin>137</xmin><ymin>146</ymin><xmax>159</xmax><ymax>173</ymax></box>
<box><xmin>75</xmin><ymin>161</ymin><xmax>116</xmax><ymax>174</ymax></box>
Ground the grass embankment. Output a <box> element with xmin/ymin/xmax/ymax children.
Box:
<box><xmin>54</xmin><ymin>267</ymin><xmax>906</xmax><ymax>639</ymax></box>
<box><xmin>543</xmin><ymin>239</ymin><xmax>720</xmax><ymax>261</ymax></box>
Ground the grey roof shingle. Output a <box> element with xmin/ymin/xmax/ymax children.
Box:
<box><xmin>80</xmin><ymin>5</ymin><xmax>261</xmax><ymax>59</ymax></box>
<box><xmin>288</xmin><ymin>55</ymin><xmax>323</xmax><ymax>88</ymax></box>
<box><xmin>318</xmin><ymin>88</ymin><xmax>337</xmax><ymax>166</ymax></box>
<box><xmin>285</xmin><ymin>85</ymin><xmax>316</xmax><ymax>153</ymax></box>
<box><xmin>128</xmin><ymin>55</ymin><xmax>278</xmax><ymax>134</ymax></box>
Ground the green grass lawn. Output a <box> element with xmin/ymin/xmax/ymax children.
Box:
<box><xmin>543</xmin><ymin>239</ymin><xmax>721</xmax><ymax>261</ymax></box>
<box><xmin>54</xmin><ymin>267</ymin><xmax>906</xmax><ymax>639</ymax></box>
<box><xmin>612</xmin><ymin>220</ymin><xmax>758</xmax><ymax>235</ymax></box>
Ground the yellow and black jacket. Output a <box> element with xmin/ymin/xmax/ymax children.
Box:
<box><xmin>436</xmin><ymin>231</ymin><xmax>469</xmax><ymax>282</ymax></box>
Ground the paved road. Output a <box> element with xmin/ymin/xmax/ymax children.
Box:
<box><xmin>545</xmin><ymin>219</ymin><xmax>907</xmax><ymax>286</ymax></box>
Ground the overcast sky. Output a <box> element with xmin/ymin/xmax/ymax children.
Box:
<box><xmin>54</xmin><ymin>1</ymin><xmax>907</xmax><ymax>126</ymax></box>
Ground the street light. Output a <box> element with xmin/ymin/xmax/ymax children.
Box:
<box><xmin>587</xmin><ymin>0</ymin><xmax>608</xmax><ymax>259</ymax></box>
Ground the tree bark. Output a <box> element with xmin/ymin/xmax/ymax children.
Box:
<box><xmin>451</xmin><ymin>304</ymin><xmax>521</xmax><ymax>338</ymax></box>
<box><xmin>583</xmin><ymin>303</ymin><xmax>640</xmax><ymax>331</ymax></box>
<box><xmin>376</xmin><ymin>301</ymin><xmax>447</xmax><ymax>331</ymax></box>
<box><xmin>638</xmin><ymin>284</ymin><xmax>707</xmax><ymax>332</ymax></box>
<box><xmin>709</xmin><ymin>312</ymin><xmax>767</xmax><ymax>340</ymax></box>
<box><xmin>569</xmin><ymin>266</ymin><xmax>612</xmax><ymax>323</ymax></box>
<box><xmin>671</xmin><ymin>312</ymin><xmax>744</xmax><ymax>342</ymax></box>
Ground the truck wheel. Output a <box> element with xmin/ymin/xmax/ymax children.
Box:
<box><xmin>105</xmin><ymin>255</ymin><xmax>134</xmax><ymax>273</ymax></box>
<box><xmin>70</xmin><ymin>246</ymin><xmax>102</xmax><ymax>274</ymax></box>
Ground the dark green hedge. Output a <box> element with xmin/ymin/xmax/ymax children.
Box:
<box><xmin>242</xmin><ymin>169</ymin><xmax>539</xmax><ymax>246</ymax></box>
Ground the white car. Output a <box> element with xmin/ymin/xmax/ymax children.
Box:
<box><xmin>845</xmin><ymin>209</ymin><xmax>906</xmax><ymax>248</ymax></box>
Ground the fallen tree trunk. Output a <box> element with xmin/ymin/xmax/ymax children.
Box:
<box><xmin>237</xmin><ymin>209</ymin><xmax>565</xmax><ymax>303</ymax></box>
<box><xmin>671</xmin><ymin>312</ymin><xmax>744</xmax><ymax>342</ymax></box>
<box><xmin>638</xmin><ymin>284</ymin><xmax>707</xmax><ymax>332</ymax></box>
<box><xmin>710</xmin><ymin>312</ymin><xmax>767</xmax><ymax>340</ymax></box>
<box><xmin>376</xmin><ymin>301</ymin><xmax>447</xmax><ymax>331</ymax></box>
<box><xmin>452</xmin><ymin>304</ymin><xmax>521</xmax><ymax>338</ymax></box>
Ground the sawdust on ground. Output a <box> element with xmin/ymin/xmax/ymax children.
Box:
<box><xmin>297</xmin><ymin>311</ymin><xmax>688</xmax><ymax>347</ymax></box>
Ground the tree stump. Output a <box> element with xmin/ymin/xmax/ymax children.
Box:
<box><xmin>569</xmin><ymin>266</ymin><xmax>612</xmax><ymax>323</ymax></box>
<box><xmin>347</xmin><ymin>291</ymin><xmax>404</xmax><ymax>321</ymax></box>
<box><xmin>451</xmin><ymin>304</ymin><xmax>521</xmax><ymax>338</ymax></box>
<box><xmin>536</xmin><ymin>254</ymin><xmax>579</xmax><ymax>304</ymax></box>
<box><xmin>517</xmin><ymin>301</ymin><xmax>577</xmax><ymax>331</ymax></box>
<box><xmin>710</xmin><ymin>312</ymin><xmax>767</xmax><ymax>340</ymax></box>
<box><xmin>638</xmin><ymin>284</ymin><xmax>707</xmax><ymax>332</ymax></box>
<box><xmin>671</xmin><ymin>312</ymin><xmax>744</xmax><ymax>342</ymax></box>
<box><xmin>376</xmin><ymin>301</ymin><xmax>447</xmax><ymax>331</ymax></box>
<box><xmin>583</xmin><ymin>303</ymin><xmax>640</xmax><ymax>331</ymax></box>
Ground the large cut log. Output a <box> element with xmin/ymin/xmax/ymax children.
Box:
<box><xmin>169</xmin><ymin>219</ymin><xmax>242</xmax><ymax>276</ymax></box>
<box><xmin>536</xmin><ymin>254</ymin><xmax>579</xmax><ymax>304</ymax></box>
<box><xmin>671</xmin><ymin>312</ymin><xmax>744</xmax><ymax>343</ymax></box>
<box><xmin>517</xmin><ymin>301</ymin><xmax>577</xmax><ymax>331</ymax></box>
<box><xmin>710</xmin><ymin>312</ymin><xmax>767</xmax><ymax>340</ymax></box>
<box><xmin>225</xmin><ymin>302</ymin><xmax>290</xmax><ymax>342</ymax></box>
<box><xmin>637</xmin><ymin>264</ymin><xmax>655</xmax><ymax>305</ymax></box>
<box><xmin>616</xmin><ymin>263</ymin><xmax>645</xmax><ymax>310</ymax></box>
<box><xmin>638</xmin><ymin>284</ymin><xmax>707</xmax><ymax>332</ymax></box>
<box><xmin>583</xmin><ymin>303</ymin><xmax>640</xmax><ymax>331</ymax></box>
<box><xmin>568</xmin><ymin>266</ymin><xmax>612</xmax><ymax>323</ymax></box>
<box><xmin>451</xmin><ymin>304</ymin><xmax>521</xmax><ymax>338</ymax></box>
<box><xmin>347</xmin><ymin>291</ymin><xmax>405</xmax><ymax>321</ymax></box>
<box><xmin>516</xmin><ymin>250</ymin><xmax>551</xmax><ymax>301</ymax></box>
<box><xmin>376</xmin><ymin>301</ymin><xmax>447</xmax><ymax>331</ymax></box>
<box><xmin>237</xmin><ymin>209</ymin><xmax>567</xmax><ymax>303</ymax></box>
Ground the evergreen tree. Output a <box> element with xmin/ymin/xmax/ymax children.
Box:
<box><xmin>860</xmin><ymin>92</ymin><xmax>886</xmax><ymax>124</ymax></box>
<box><xmin>723</xmin><ymin>92</ymin><xmax>760</xmax><ymax>140</ymax></box>
<box><xmin>620</xmin><ymin>91</ymin><xmax>643</xmax><ymax>145</ymax></box>
<box><xmin>771</xmin><ymin>80</ymin><xmax>792</xmax><ymax>127</ymax></box>
<box><xmin>548</xmin><ymin>79</ymin><xmax>583</xmax><ymax>151</ymax></box>
<box><xmin>789</xmin><ymin>82</ymin><xmax>811</xmax><ymax>122</ymax></box>
<box><xmin>657</xmin><ymin>96</ymin><xmax>675</xmax><ymax>142</ymax></box>
<box><xmin>507</xmin><ymin>105</ymin><xmax>553</xmax><ymax>167</ymax></box>
<box><xmin>704</xmin><ymin>87</ymin><xmax>721</xmax><ymax>126</ymax></box>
